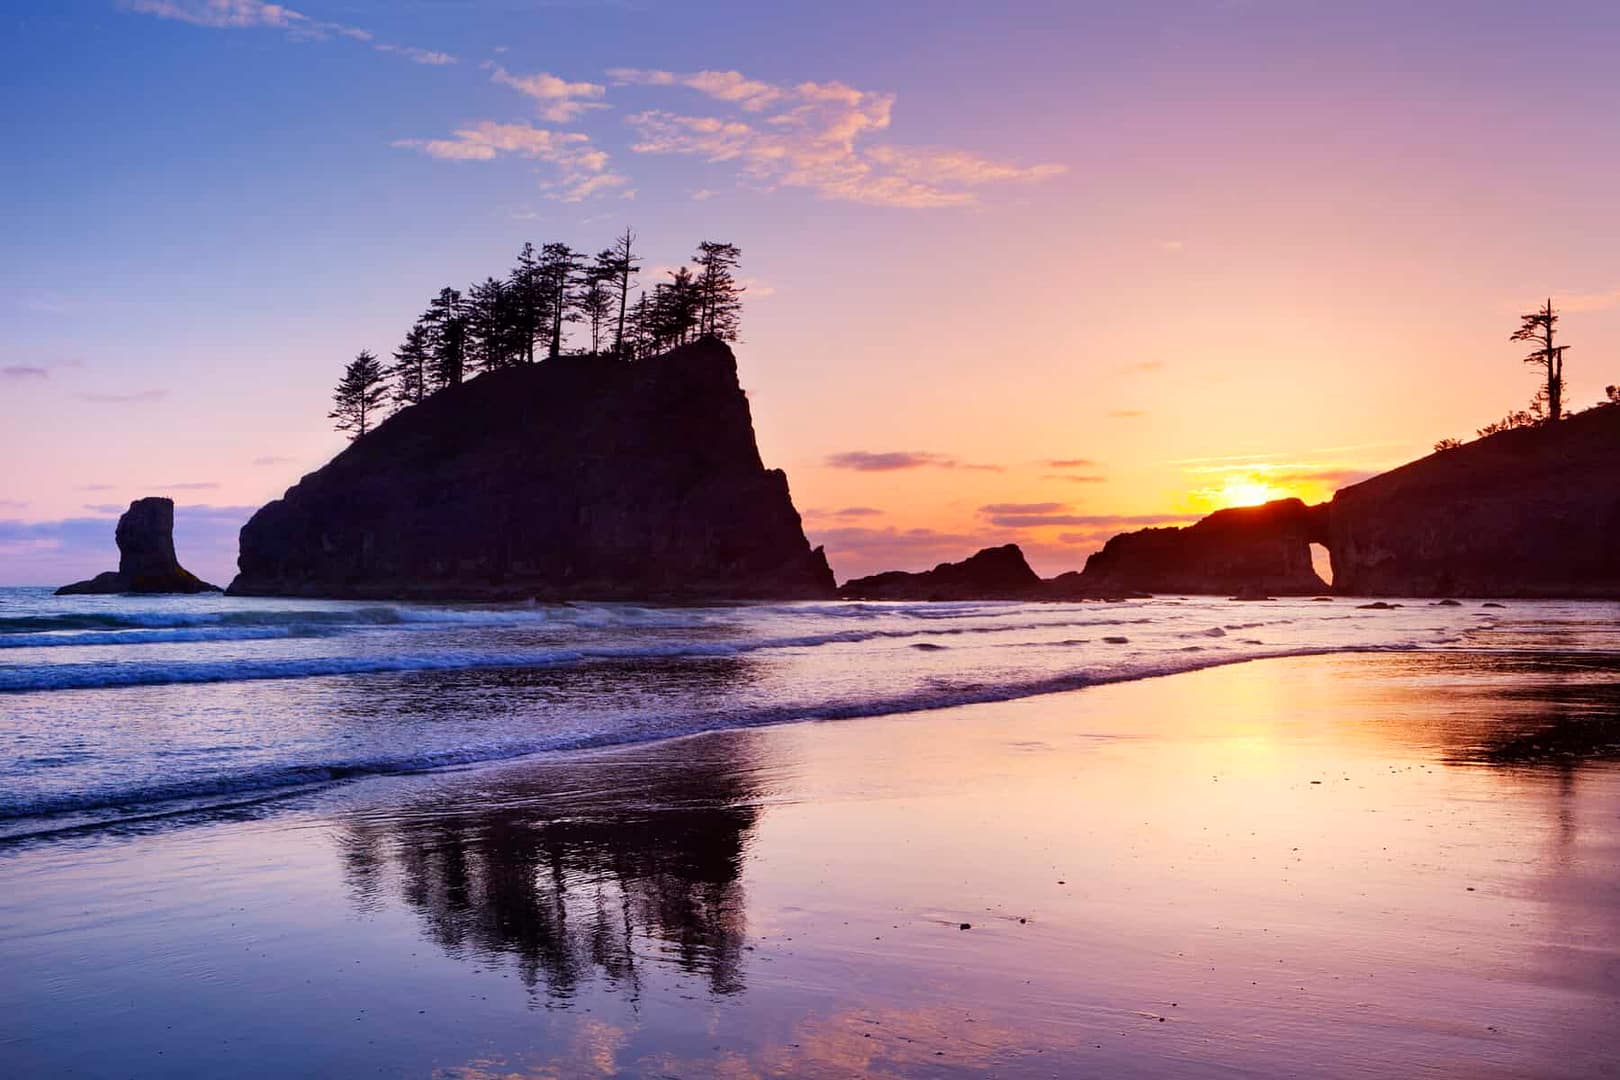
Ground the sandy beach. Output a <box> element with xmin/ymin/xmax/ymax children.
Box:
<box><xmin>5</xmin><ymin>648</ymin><xmax>1619</xmax><ymax>1078</ymax></box>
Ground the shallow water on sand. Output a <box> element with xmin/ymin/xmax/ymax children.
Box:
<box><xmin>6</xmin><ymin>585</ymin><xmax>1619</xmax><ymax>844</ymax></box>
<box><xmin>3</xmin><ymin>650</ymin><xmax>1619</xmax><ymax>1077</ymax></box>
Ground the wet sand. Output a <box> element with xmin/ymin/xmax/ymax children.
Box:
<box><xmin>4</xmin><ymin>650</ymin><xmax>1620</xmax><ymax>1078</ymax></box>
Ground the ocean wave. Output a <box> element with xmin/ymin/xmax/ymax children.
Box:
<box><xmin>0</xmin><ymin>616</ymin><xmax>1218</xmax><ymax>691</ymax></box>
<box><xmin>0</xmin><ymin>600</ymin><xmax>734</xmax><ymax>634</ymax></box>
<box><xmin>0</xmin><ymin>643</ymin><xmax>1406</xmax><ymax>837</ymax></box>
<box><xmin>0</xmin><ymin>626</ymin><xmax>328</xmax><ymax>649</ymax></box>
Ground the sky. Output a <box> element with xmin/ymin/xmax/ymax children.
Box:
<box><xmin>3</xmin><ymin>0</ymin><xmax>1620</xmax><ymax>586</ymax></box>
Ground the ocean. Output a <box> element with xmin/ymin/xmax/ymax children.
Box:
<box><xmin>4</xmin><ymin>585</ymin><xmax>1616</xmax><ymax>845</ymax></box>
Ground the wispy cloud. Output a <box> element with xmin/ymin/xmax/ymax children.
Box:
<box><xmin>1108</xmin><ymin>409</ymin><xmax>1146</xmax><ymax>419</ymax></box>
<box><xmin>611</xmin><ymin>67</ymin><xmax>1064</xmax><ymax>209</ymax></box>
<box><xmin>2</xmin><ymin>365</ymin><xmax>49</xmax><ymax>380</ymax></box>
<box><xmin>980</xmin><ymin>501</ymin><xmax>1066</xmax><ymax>515</ymax></box>
<box><xmin>395</xmin><ymin>121</ymin><xmax>628</xmax><ymax>201</ymax></box>
<box><xmin>490</xmin><ymin>65</ymin><xmax>607</xmax><ymax>123</ymax></box>
<box><xmin>1046</xmin><ymin>458</ymin><xmax>1096</xmax><ymax>468</ymax></box>
<box><xmin>251</xmin><ymin>455</ymin><xmax>293</xmax><ymax>466</ymax></box>
<box><xmin>824</xmin><ymin>450</ymin><xmax>1003</xmax><ymax>472</ymax></box>
<box><xmin>803</xmin><ymin>505</ymin><xmax>884</xmax><ymax>519</ymax></box>
<box><xmin>75</xmin><ymin>389</ymin><xmax>167</xmax><ymax>403</ymax></box>
<box><xmin>124</xmin><ymin>0</ymin><xmax>456</xmax><ymax>65</ymax></box>
<box><xmin>124</xmin><ymin>0</ymin><xmax>307</xmax><ymax>30</ymax></box>
<box><xmin>1181</xmin><ymin>460</ymin><xmax>1378</xmax><ymax>490</ymax></box>
<box><xmin>157</xmin><ymin>481</ymin><xmax>220</xmax><ymax>491</ymax></box>
<box><xmin>984</xmin><ymin>507</ymin><xmax>1192</xmax><ymax>529</ymax></box>
<box><xmin>375</xmin><ymin>44</ymin><xmax>456</xmax><ymax>66</ymax></box>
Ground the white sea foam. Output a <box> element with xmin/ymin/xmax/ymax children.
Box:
<box><xmin>0</xmin><ymin>587</ymin><xmax>1608</xmax><ymax>839</ymax></box>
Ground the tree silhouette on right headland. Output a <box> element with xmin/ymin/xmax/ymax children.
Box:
<box><xmin>1511</xmin><ymin>298</ymin><xmax>1567</xmax><ymax>424</ymax></box>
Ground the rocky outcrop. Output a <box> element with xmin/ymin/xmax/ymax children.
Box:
<box><xmin>839</xmin><ymin>543</ymin><xmax>1042</xmax><ymax>600</ymax></box>
<box><xmin>56</xmin><ymin>497</ymin><xmax>221</xmax><ymax>595</ymax></box>
<box><xmin>228</xmin><ymin>338</ymin><xmax>835</xmax><ymax>602</ymax></box>
<box><xmin>1065</xmin><ymin>498</ymin><xmax>1329</xmax><ymax>597</ymax></box>
<box><xmin>1328</xmin><ymin>404</ymin><xmax>1620</xmax><ymax>597</ymax></box>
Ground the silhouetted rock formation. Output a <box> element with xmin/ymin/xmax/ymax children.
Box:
<box><xmin>56</xmin><ymin>497</ymin><xmax>221</xmax><ymax>595</ymax></box>
<box><xmin>839</xmin><ymin>543</ymin><xmax>1043</xmax><ymax>600</ymax></box>
<box><xmin>228</xmin><ymin>338</ymin><xmax>835</xmax><ymax>601</ymax></box>
<box><xmin>1329</xmin><ymin>404</ymin><xmax>1620</xmax><ymax>597</ymax></box>
<box><xmin>1062</xmin><ymin>498</ymin><xmax>1329</xmax><ymax>597</ymax></box>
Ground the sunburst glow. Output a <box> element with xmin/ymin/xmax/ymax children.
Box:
<box><xmin>1203</xmin><ymin>477</ymin><xmax>1288</xmax><ymax>510</ymax></box>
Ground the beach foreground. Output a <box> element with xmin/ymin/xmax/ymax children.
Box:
<box><xmin>5</xmin><ymin>650</ymin><xmax>1620</xmax><ymax>1078</ymax></box>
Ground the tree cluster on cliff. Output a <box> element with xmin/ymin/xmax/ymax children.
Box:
<box><xmin>330</xmin><ymin>231</ymin><xmax>745</xmax><ymax>438</ymax></box>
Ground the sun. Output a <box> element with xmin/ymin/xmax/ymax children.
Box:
<box><xmin>1206</xmin><ymin>477</ymin><xmax>1287</xmax><ymax>509</ymax></box>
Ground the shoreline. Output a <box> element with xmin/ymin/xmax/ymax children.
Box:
<box><xmin>0</xmin><ymin>640</ymin><xmax>1452</xmax><ymax>847</ymax></box>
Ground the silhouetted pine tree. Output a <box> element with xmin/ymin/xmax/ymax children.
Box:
<box><xmin>424</xmin><ymin>287</ymin><xmax>468</xmax><ymax>389</ymax></box>
<box><xmin>694</xmin><ymin>241</ymin><xmax>744</xmax><ymax>340</ymax></box>
<box><xmin>538</xmin><ymin>243</ymin><xmax>581</xmax><ymax>359</ymax></box>
<box><xmin>389</xmin><ymin>321</ymin><xmax>432</xmax><ymax>410</ymax></box>
<box><xmin>624</xmin><ymin>291</ymin><xmax>655</xmax><ymax>360</ymax></box>
<box><xmin>467</xmin><ymin>276</ymin><xmax>522</xmax><ymax>372</ymax></box>
<box><xmin>651</xmin><ymin>267</ymin><xmax>701</xmax><ymax>348</ymax></box>
<box><xmin>1511</xmin><ymin>299</ymin><xmax>1568</xmax><ymax>423</ymax></box>
<box><xmin>606</xmin><ymin>228</ymin><xmax>640</xmax><ymax>357</ymax></box>
<box><xmin>581</xmin><ymin>254</ymin><xmax>617</xmax><ymax>355</ymax></box>
<box><xmin>330</xmin><ymin>349</ymin><xmax>387</xmax><ymax>439</ymax></box>
<box><xmin>509</xmin><ymin>242</ymin><xmax>548</xmax><ymax>366</ymax></box>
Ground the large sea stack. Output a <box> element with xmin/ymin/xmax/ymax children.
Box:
<box><xmin>1328</xmin><ymin>404</ymin><xmax>1620</xmax><ymax>597</ymax></box>
<box><xmin>228</xmin><ymin>338</ymin><xmax>836</xmax><ymax>601</ymax></box>
<box><xmin>56</xmin><ymin>497</ymin><xmax>221</xmax><ymax>595</ymax></box>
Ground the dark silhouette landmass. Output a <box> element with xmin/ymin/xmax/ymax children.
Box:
<box><xmin>839</xmin><ymin>405</ymin><xmax>1620</xmax><ymax>600</ymax></box>
<box><xmin>840</xmin><ymin>543</ymin><xmax>1042</xmax><ymax>600</ymax></box>
<box><xmin>56</xmin><ymin>497</ymin><xmax>221</xmax><ymax>595</ymax></box>
<box><xmin>837</xmin><ymin>502</ymin><xmax>1326</xmax><ymax>601</ymax></box>
<box><xmin>1330</xmin><ymin>402</ymin><xmax>1620</xmax><ymax>597</ymax></box>
<box><xmin>1063</xmin><ymin>498</ymin><xmax>1328</xmax><ymax>597</ymax></box>
<box><xmin>229</xmin><ymin>338</ymin><xmax>835</xmax><ymax>601</ymax></box>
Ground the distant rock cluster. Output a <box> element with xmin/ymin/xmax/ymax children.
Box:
<box><xmin>836</xmin><ymin>402</ymin><xmax>1620</xmax><ymax>601</ymax></box>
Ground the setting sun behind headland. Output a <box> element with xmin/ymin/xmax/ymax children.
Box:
<box><xmin>1202</xmin><ymin>477</ymin><xmax>1290</xmax><ymax>510</ymax></box>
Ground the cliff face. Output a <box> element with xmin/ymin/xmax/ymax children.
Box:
<box><xmin>57</xmin><ymin>497</ymin><xmax>221</xmax><ymax>595</ymax></box>
<box><xmin>1329</xmin><ymin>405</ymin><xmax>1620</xmax><ymax>597</ymax></box>
<box><xmin>839</xmin><ymin>544</ymin><xmax>1042</xmax><ymax>600</ymax></box>
<box><xmin>1070</xmin><ymin>498</ymin><xmax>1329</xmax><ymax>597</ymax></box>
<box><xmin>229</xmin><ymin>339</ymin><xmax>835</xmax><ymax>601</ymax></box>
